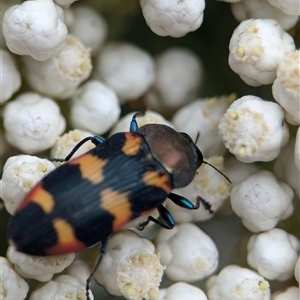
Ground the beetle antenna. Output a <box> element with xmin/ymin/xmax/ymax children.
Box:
<box><xmin>195</xmin><ymin>132</ymin><xmax>200</xmax><ymax>144</ymax></box>
<box><xmin>194</xmin><ymin>131</ymin><xmax>231</xmax><ymax>183</ymax></box>
<box><xmin>203</xmin><ymin>161</ymin><xmax>231</xmax><ymax>184</ymax></box>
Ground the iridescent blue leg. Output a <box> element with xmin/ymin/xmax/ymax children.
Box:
<box><xmin>130</xmin><ymin>113</ymin><xmax>139</xmax><ymax>132</ymax></box>
<box><xmin>137</xmin><ymin>204</ymin><xmax>175</xmax><ymax>230</ymax></box>
<box><xmin>129</xmin><ymin>111</ymin><xmax>146</xmax><ymax>132</ymax></box>
<box><xmin>169</xmin><ymin>193</ymin><xmax>213</xmax><ymax>214</ymax></box>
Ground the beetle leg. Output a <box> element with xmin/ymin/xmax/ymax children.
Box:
<box><xmin>197</xmin><ymin>196</ymin><xmax>214</xmax><ymax>214</ymax></box>
<box><xmin>50</xmin><ymin>136</ymin><xmax>105</xmax><ymax>163</ymax></box>
<box><xmin>65</xmin><ymin>136</ymin><xmax>105</xmax><ymax>161</ymax></box>
<box><xmin>168</xmin><ymin>193</ymin><xmax>213</xmax><ymax>214</ymax></box>
<box><xmin>129</xmin><ymin>112</ymin><xmax>140</xmax><ymax>132</ymax></box>
<box><xmin>137</xmin><ymin>205</ymin><xmax>175</xmax><ymax>230</ymax></box>
<box><xmin>129</xmin><ymin>111</ymin><xmax>146</xmax><ymax>132</ymax></box>
<box><xmin>85</xmin><ymin>239</ymin><xmax>108</xmax><ymax>300</ymax></box>
<box><xmin>168</xmin><ymin>192</ymin><xmax>200</xmax><ymax>209</ymax></box>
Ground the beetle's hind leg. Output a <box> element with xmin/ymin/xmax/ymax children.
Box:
<box><xmin>50</xmin><ymin>136</ymin><xmax>105</xmax><ymax>163</ymax></box>
<box><xmin>137</xmin><ymin>204</ymin><xmax>175</xmax><ymax>231</ymax></box>
<box><xmin>137</xmin><ymin>193</ymin><xmax>213</xmax><ymax>231</ymax></box>
<box><xmin>85</xmin><ymin>239</ymin><xmax>108</xmax><ymax>300</ymax></box>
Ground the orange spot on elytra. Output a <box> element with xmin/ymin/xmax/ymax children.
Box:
<box><xmin>143</xmin><ymin>171</ymin><xmax>171</xmax><ymax>193</ymax></box>
<box><xmin>122</xmin><ymin>133</ymin><xmax>142</xmax><ymax>156</ymax></box>
<box><xmin>100</xmin><ymin>188</ymin><xmax>132</xmax><ymax>231</ymax></box>
<box><xmin>46</xmin><ymin>218</ymin><xmax>85</xmax><ymax>255</ymax></box>
<box><xmin>69</xmin><ymin>154</ymin><xmax>108</xmax><ymax>184</ymax></box>
<box><xmin>19</xmin><ymin>183</ymin><xmax>55</xmax><ymax>214</ymax></box>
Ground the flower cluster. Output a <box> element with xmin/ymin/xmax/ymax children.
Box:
<box><xmin>1</xmin><ymin>1</ymin><xmax>299</xmax><ymax>300</ymax></box>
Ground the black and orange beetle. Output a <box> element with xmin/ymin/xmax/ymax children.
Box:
<box><xmin>8</xmin><ymin>112</ymin><xmax>219</xmax><ymax>297</ymax></box>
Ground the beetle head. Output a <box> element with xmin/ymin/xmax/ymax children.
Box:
<box><xmin>137</xmin><ymin>124</ymin><xmax>203</xmax><ymax>188</ymax></box>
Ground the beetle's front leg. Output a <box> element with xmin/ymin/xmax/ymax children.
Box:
<box><xmin>129</xmin><ymin>111</ymin><xmax>146</xmax><ymax>132</ymax></box>
<box><xmin>50</xmin><ymin>136</ymin><xmax>105</xmax><ymax>163</ymax></box>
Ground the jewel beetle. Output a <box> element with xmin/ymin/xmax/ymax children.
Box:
<box><xmin>8</xmin><ymin>112</ymin><xmax>223</xmax><ymax>298</ymax></box>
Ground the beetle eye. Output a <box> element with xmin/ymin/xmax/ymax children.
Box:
<box><xmin>179</xmin><ymin>132</ymin><xmax>193</xmax><ymax>143</ymax></box>
<box><xmin>179</xmin><ymin>132</ymin><xmax>203</xmax><ymax>168</ymax></box>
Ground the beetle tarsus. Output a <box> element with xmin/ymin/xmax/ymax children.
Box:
<box><xmin>198</xmin><ymin>196</ymin><xmax>214</xmax><ymax>214</ymax></box>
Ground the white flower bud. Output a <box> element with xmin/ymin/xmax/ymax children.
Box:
<box><xmin>230</xmin><ymin>170</ymin><xmax>294</xmax><ymax>232</ymax></box>
<box><xmin>22</xmin><ymin>35</ymin><xmax>92</xmax><ymax>100</ymax></box>
<box><xmin>7</xmin><ymin>245</ymin><xmax>75</xmax><ymax>282</ymax></box>
<box><xmin>54</xmin><ymin>0</ymin><xmax>78</xmax><ymax>7</ymax></box>
<box><xmin>218</xmin><ymin>95</ymin><xmax>289</xmax><ymax>162</ymax></box>
<box><xmin>274</xmin><ymin>138</ymin><xmax>300</xmax><ymax>198</ymax></box>
<box><xmin>0</xmin><ymin>155</ymin><xmax>55</xmax><ymax>215</ymax></box>
<box><xmin>0</xmin><ymin>1</ymin><xmax>22</xmax><ymax>49</ymax></box>
<box><xmin>70</xmin><ymin>80</ymin><xmax>121</xmax><ymax>134</ymax></box>
<box><xmin>231</xmin><ymin>0</ymin><xmax>298</xmax><ymax>30</ymax></box>
<box><xmin>158</xmin><ymin>282</ymin><xmax>207</xmax><ymax>300</ymax></box>
<box><xmin>173</xmin><ymin>95</ymin><xmax>234</xmax><ymax>157</ymax></box>
<box><xmin>267</xmin><ymin>0</ymin><xmax>300</xmax><ymax>16</ymax></box>
<box><xmin>61</xmin><ymin>7</ymin><xmax>74</xmax><ymax>28</ymax></box>
<box><xmin>147</xmin><ymin>47</ymin><xmax>203</xmax><ymax>110</ymax></box>
<box><xmin>294</xmin><ymin>254</ymin><xmax>299</xmax><ymax>283</ymax></box>
<box><xmin>228</xmin><ymin>19</ymin><xmax>295</xmax><ymax>86</ymax></box>
<box><xmin>155</xmin><ymin>223</ymin><xmax>218</xmax><ymax>282</ymax></box>
<box><xmin>29</xmin><ymin>274</ymin><xmax>93</xmax><ymax>300</ymax></box>
<box><xmin>0</xmin><ymin>49</ymin><xmax>21</xmax><ymax>104</ymax></box>
<box><xmin>140</xmin><ymin>0</ymin><xmax>205</xmax><ymax>37</ymax></box>
<box><xmin>94</xmin><ymin>230</ymin><xmax>164</xmax><ymax>300</ymax></box>
<box><xmin>0</xmin><ymin>256</ymin><xmax>29</xmax><ymax>300</ymax></box>
<box><xmin>272</xmin><ymin>50</ymin><xmax>300</xmax><ymax>125</ymax></box>
<box><xmin>65</xmin><ymin>259</ymin><xmax>92</xmax><ymax>288</ymax></box>
<box><xmin>272</xmin><ymin>286</ymin><xmax>299</xmax><ymax>300</ymax></box>
<box><xmin>223</xmin><ymin>156</ymin><xmax>261</xmax><ymax>186</ymax></box>
<box><xmin>2</xmin><ymin>0</ymin><xmax>68</xmax><ymax>61</ymax></box>
<box><xmin>247</xmin><ymin>228</ymin><xmax>300</xmax><ymax>280</ymax></box>
<box><xmin>96</xmin><ymin>42</ymin><xmax>155</xmax><ymax>102</ymax></box>
<box><xmin>206</xmin><ymin>265</ymin><xmax>271</xmax><ymax>300</ymax></box>
<box><xmin>69</xmin><ymin>5</ymin><xmax>107</xmax><ymax>55</ymax></box>
<box><xmin>3</xmin><ymin>92</ymin><xmax>66</xmax><ymax>153</ymax></box>
<box><xmin>51</xmin><ymin>129</ymin><xmax>96</xmax><ymax>160</ymax></box>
